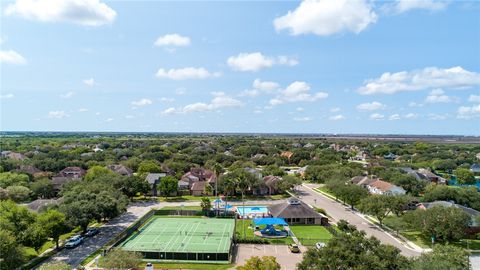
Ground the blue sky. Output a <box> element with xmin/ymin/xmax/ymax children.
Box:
<box><xmin>1</xmin><ymin>0</ymin><xmax>479</xmax><ymax>135</ymax></box>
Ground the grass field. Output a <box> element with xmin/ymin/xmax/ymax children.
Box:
<box><xmin>121</xmin><ymin>217</ymin><xmax>235</xmax><ymax>254</ymax></box>
<box><xmin>289</xmin><ymin>225</ymin><xmax>334</xmax><ymax>246</ymax></box>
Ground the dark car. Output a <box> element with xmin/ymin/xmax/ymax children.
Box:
<box><xmin>85</xmin><ymin>227</ymin><xmax>100</xmax><ymax>237</ymax></box>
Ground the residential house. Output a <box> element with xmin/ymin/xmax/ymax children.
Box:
<box><xmin>255</xmin><ymin>175</ymin><xmax>282</xmax><ymax>195</ymax></box>
<box><xmin>0</xmin><ymin>151</ymin><xmax>26</xmax><ymax>160</ymax></box>
<box><xmin>106</xmin><ymin>164</ymin><xmax>133</xmax><ymax>177</ymax></box>
<box><xmin>384</xmin><ymin>152</ymin><xmax>397</xmax><ymax>160</ymax></box>
<box><xmin>471</xmin><ymin>164</ymin><xmax>480</xmax><ymax>174</ymax></box>
<box><xmin>280</xmin><ymin>151</ymin><xmax>294</xmax><ymax>163</ymax></box>
<box><xmin>350</xmin><ymin>176</ymin><xmax>377</xmax><ymax>188</ymax></box>
<box><xmin>190</xmin><ymin>181</ymin><xmax>208</xmax><ymax>196</ymax></box>
<box><xmin>181</xmin><ymin>168</ymin><xmax>217</xmax><ymax>196</ymax></box>
<box><xmin>145</xmin><ymin>173</ymin><xmax>166</xmax><ymax>196</ymax></box>
<box><xmin>245</xmin><ymin>167</ymin><xmax>263</xmax><ymax>180</ymax></box>
<box><xmin>26</xmin><ymin>199</ymin><xmax>58</xmax><ymax>212</ymax></box>
<box><xmin>51</xmin><ymin>166</ymin><xmax>86</xmax><ymax>191</ymax></box>
<box><xmin>367</xmin><ymin>179</ymin><xmax>406</xmax><ymax>195</ymax></box>
<box><xmin>252</xmin><ymin>153</ymin><xmax>267</xmax><ymax>159</ymax></box>
<box><xmin>417</xmin><ymin>201</ymin><xmax>480</xmax><ymax>233</ymax></box>
<box><xmin>303</xmin><ymin>143</ymin><xmax>315</xmax><ymax>149</ymax></box>
<box><xmin>268</xmin><ymin>198</ymin><xmax>328</xmax><ymax>225</ymax></box>
<box><xmin>416</xmin><ymin>168</ymin><xmax>447</xmax><ymax>184</ymax></box>
<box><xmin>14</xmin><ymin>165</ymin><xmax>42</xmax><ymax>176</ymax></box>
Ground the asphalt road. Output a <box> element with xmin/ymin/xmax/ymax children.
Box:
<box><xmin>297</xmin><ymin>184</ymin><xmax>421</xmax><ymax>257</ymax></box>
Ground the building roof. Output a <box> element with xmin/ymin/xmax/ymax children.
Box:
<box><xmin>268</xmin><ymin>198</ymin><xmax>325</xmax><ymax>219</ymax></box>
<box><xmin>191</xmin><ymin>181</ymin><xmax>207</xmax><ymax>192</ymax></box>
<box><xmin>15</xmin><ymin>165</ymin><xmax>41</xmax><ymax>175</ymax></box>
<box><xmin>253</xmin><ymin>217</ymin><xmax>288</xmax><ymax>226</ymax></box>
<box><xmin>106</xmin><ymin>164</ymin><xmax>133</xmax><ymax>176</ymax></box>
<box><xmin>145</xmin><ymin>173</ymin><xmax>166</xmax><ymax>184</ymax></box>
<box><xmin>26</xmin><ymin>199</ymin><xmax>58</xmax><ymax>212</ymax></box>
<box><xmin>418</xmin><ymin>201</ymin><xmax>480</xmax><ymax>221</ymax></box>
<box><xmin>263</xmin><ymin>175</ymin><xmax>282</xmax><ymax>187</ymax></box>
<box><xmin>368</xmin><ymin>179</ymin><xmax>394</xmax><ymax>192</ymax></box>
<box><xmin>350</xmin><ymin>176</ymin><xmax>369</xmax><ymax>185</ymax></box>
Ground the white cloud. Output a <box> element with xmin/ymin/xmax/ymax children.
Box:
<box><xmin>253</xmin><ymin>110</ymin><xmax>263</xmax><ymax>114</ymax></box>
<box><xmin>176</xmin><ymin>88</ymin><xmax>186</xmax><ymax>95</ymax></box>
<box><xmin>293</xmin><ymin>117</ymin><xmax>312</xmax><ymax>122</ymax></box>
<box><xmin>389</xmin><ymin>114</ymin><xmax>401</xmax><ymax>120</ymax></box>
<box><xmin>274</xmin><ymin>0</ymin><xmax>377</xmax><ymax>36</ymax></box>
<box><xmin>329</xmin><ymin>114</ymin><xmax>345</xmax><ymax>121</ymax></box>
<box><xmin>0</xmin><ymin>94</ymin><xmax>14</xmax><ymax>99</ymax></box>
<box><xmin>425</xmin><ymin>89</ymin><xmax>458</xmax><ymax>103</ymax></box>
<box><xmin>154</xmin><ymin>34</ymin><xmax>191</xmax><ymax>47</ymax></box>
<box><xmin>239</xmin><ymin>89</ymin><xmax>261</xmax><ymax>97</ymax></box>
<box><xmin>269</xmin><ymin>81</ymin><xmax>328</xmax><ymax>105</ymax></box>
<box><xmin>131</xmin><ymin>98</ymin><xmax>153</xmax><ymax>107</ymax></box>
<box><xmin>457</xmin><ymin>105</ymin><xmax>480</xmax><ymax>119</ymax></box>
<box><xmin>369</xmin><ymin>113</ymin><xmax>384</xmax><ymax>120</ymax></box>
<box><xmin>296</xmin><ymin>107</ymin><xmax>304</xmax><ymax>112</ymax></box>
<box><xmin>125</xmin><ymin>115</ymin><xmax>134</xmax><ymax>119</ymax></box>
<box><xmin>105</xmin><ymin>118</ymin><xmax>114</xmax><ymax>122</ymax></box>
<box><xmin>356</xmin><ymin>101</ymin><xmax>386</xmax><ymax>111</ymax></box>
<box><xmin>160</xmin><ymin>97</ymin><xmax>175</xmax><ymax>102</ymax></box>
<box><xmin>330</xmin><ymin>107</ymin><xmax>341</xmax><ymax>112</ymax></box>
<box><xmin>60</xmin><ymin>91</ymin><xmax>74</xmax><ymax>99</ymax></box>
<box><xmin>404</xmin><ymin>113</ymin><xmax>418</xmax><ymax>119</ymax></box>
<box><xmin>358</xmin><ymin>66</ymin><xmax>480</xmax><ymax>95</ymax></box>
<box><xmin>469</xmin><ymin>95</ymin><xmax>480</xmax><ymax>103</ymax></box>
<box><xmin>408</xmin><ymin>102</ymin><xmax>424</xmax><ymax>107</ymax></box>
<box><xmin>48</xmin><ymin>110</ymin><xmax>69</xmax><ymax>119</ymax></box>
<box><xmin>394</xmin><ymin>0</ymin><xmax>448</xmax><ymax>13</ymax></box>
<box><xmin>253</xmin><ymin>79</ymin><xmax>280</xmax><ymax>91</ymax></box>
<box><xmin>5</xmin><ymin>0</ymin><xmax>116</xmax><ymax>26</ymax></box>
<box><xmin>77</xmin><ymin>108</ymin><xmax>88</xmax><ymax>112</ymax></box>
<box><xmin>428</xmin><ymin>113</ymin><xmax>448</xmax><ymax>120</ymax></box>
<box><xmin>227</xmin><ymin>52</ymin><xmax>297</xmax><ymax>72</ymax></box>
<box><xmin>0</xmin><ymin>50</ymin><xmax>27</xmax><ymax>64</ymax></box>
<box><xmin>156</xmin><ymin>67</ymin><xmax>221</xmax><ymax>80</ymax></box>
<box><xmin>83</xmin><ymin>78</ymin><xmax>95</xmax><ymax>87</ymax></box>
<box><xmin>163</xmin><ymin>92</ymin><xmax>243</xmax><ymax>114</ymax></box>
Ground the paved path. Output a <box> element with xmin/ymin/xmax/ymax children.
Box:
<box><xmin>297</xmin><ymin>184</ymin><xmax>422</xmax><ymax>257</ymax></box>
<box><xmin>234</xmin><ymin>244</ymin><xmax>306</xmax><ymax>270</ymax></box>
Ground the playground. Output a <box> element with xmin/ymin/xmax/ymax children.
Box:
<box><xmin>120</xmin><ymin>217</ymin><xmax>235</xmax><ymax>262</ymax></box>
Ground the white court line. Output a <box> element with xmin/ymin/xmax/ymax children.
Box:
<box><xmin>130</xmin><ymin>218</ymin><xmax>156</xmax><ymax>249</ymax></box>
<box><xmin>163</xmin><ymin>221</ymin><xmax>187</xmax><ymax>252</ymax></box>
<box><xmin>179</xmin><ymin>220</ymin><xmax>201</xmax><ymax>252</ymax></box>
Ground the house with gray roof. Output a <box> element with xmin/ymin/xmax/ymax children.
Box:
<box><xmin>268</xmin><ymin>198</ymin><xmax>328</xmax><ymax>225</ymax></box>
<box><xmin>145</xmin><ymin>173</ymin><xmax>166</xmax><ymax>196</ymax></box>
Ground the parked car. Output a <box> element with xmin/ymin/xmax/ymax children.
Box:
<box><xmin>145</xmin><ymin>263</ymin><xmax>154</xmax><ymax>270</ymax></box>
<box><xmin>65</xmin><ymin>235</ymin><xmax>83</xmax><ymax>249</ymax></box>
<box><xmin>315</xmin><ymin>242</ymin><xmax>326</xmax><ymax>250</ymax></box>
<box><xmin>288</xmin><ymin>243</ymin><xmax>300</xmax><ymax>253</ymax></box>
<box><xmin>85</xmin><ymin>227</ymin><xmax>100</xmax><ymax>237</ymax></box>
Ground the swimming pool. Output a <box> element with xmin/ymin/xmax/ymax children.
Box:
<box><xmin>236</xmin><ymin>206</ymin><xmax>269</xmax><ymax>216</ymax></box>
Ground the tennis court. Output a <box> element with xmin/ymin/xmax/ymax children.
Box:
<box><xmin>120</xmin><ymin>217</ymin><xmax>235</xmax><ymax>262</ymax></box>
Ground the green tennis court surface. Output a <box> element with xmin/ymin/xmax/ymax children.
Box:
<box><xmin>121</xmin><ymin>217</ymin><xmax>235</xmax><ymax>254</ymax></box>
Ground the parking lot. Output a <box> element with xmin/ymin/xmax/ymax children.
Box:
<box><xmin>234</xmin><ymin>244</ymin><xmax>306</xmax><ymax>270</ymax></box>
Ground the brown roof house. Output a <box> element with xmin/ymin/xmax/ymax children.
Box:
<box><xmin>190</xmin><ymin>181</ymin><xmax>208</xmax><ymax>196</ymax></box>
<box><xmin>181</xmin><ymin>168</ymin><xmax>216</xmax><ymax>196</ymax></box>
<box><xmin>145</xmin><ymin>173</ymin><xmax>167</xmax><ymax>196</ymax></box>
<box><xmin>1</xmin><ymin>151</ymin><xmax>26</xmax><ymax>160</ymax></box>
<box><xmin>255</xmin><ymin>175</ymin><xmax>283</xmax><ymax>195</ymax></box>
<box><xmin>268</xmin><ymin>198</ymin><xmax>328</xmax><ymax>225</ymax></box>
<box><xmin>106</xmin><ymin>164</ymin><xmax>133</xmax><ymax>177</ymax></box>
<box><xmin>51</xmin><ymin>166</ymin><xmax>86</xmax><ymax>191</ymax></box>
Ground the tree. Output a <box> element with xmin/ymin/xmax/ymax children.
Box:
<box><xmin>358</xmin><ymin>195</ymin><xmax>392</xmax><ymax>226</ymax></box>
<box><xmin>37</xmin><ymin>210</ymin><xmax>70</xmax><ymax>249</ymax></box>
<box><xmin>158</xmin><ymin>176</ymin><xmax>178</xmax><ymax>198</ymax></box>
<box><xmin>0</xmin><ymin>172</ymin><xmax>29</xmax><ymax>188</ymax></box>
<box><xmin>30</xmin><ymin>178</ymin><xmax>55</xmax><ymax>199</ymax></box>
<box><xmin>6</xmin><ymin>185</ymin><xmax>31</xmax><ymax>202</ymax></box>
<box><xmin>100</xmin><ymin>248</ymin><xmax>142</xmax><ymax>270</ymax></box>
<box><xmin>84</xmin><ymin>166</ymin><xmax>117</xmax><ymax>181</ymax></box>
<box><xmin>24</xmin><ymin>222</ymin><xmax>47</xmax><ymax>253</ymax></box>
<box><xmin>411</xmin><ymin>245</ymin><xmax>470</xmax><ymax>270</ymax></box>
<box><xmin>262</xmin><ymin>165</ymin><xmax>285</xmax><ymax>177</ymax></box>
<box><xmin>297</xmin><ymin>230</ymin><xmax>408</xmax><ymax>270</ymax></box>
<box><xmin>0</xmin><ymin>229</ymin><xmax>25</xmax><ymax>270</ymax></box>
<box><xmin>237</xmin><ymin>256</ymin><xmax>281</xmax><ymax>270</ymax></box>
<box><xmin>38</xmin><ymin>262</ymin><xmax>71</xmax><ymax>270</ymax></box>
<box><xmin>201</xmin><ymin>197</ymin><xmax>211</xmax><ymax>215</ymax></box>
<box><xmin>278</xmin><ymin>175</ymin><xmax>302</xmax><ymax>193</ymax></box>
<box><xmin>137</xmin><ymin>160</ymin><xmax>162</xmax><ymax>174</ymax></box>
<box><xmin>404</xmin><ymin>206</ymin><xmax>470</xmax><ymax>242</ymax></box>
<box><xmin>336</xmin><ymin>219</ymin><xmax>357</xmax><ymax>233</ymax></box>
<box><xmin>387</xmin><ymin>195</ymin><xmax>413</xmax><ymax>217</ymax></box>
<box><xmin>344</xmin><ymin>184</ymin><xmax>369</xmax><ymax>210</ymax></box>
<box><xmin>455</xmin><ymin>168</ymin><xmax>476</xmax><ymax>185</ymax></box>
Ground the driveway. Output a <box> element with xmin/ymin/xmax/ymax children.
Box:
<box><xmin>234</xmin><ymin>244</ymin><xmax>305</xmax><ymax>270</ymax></box>
<box><xmin>297</xmin><ymin>184</ymin><xmax>421</xmax><ymax>257</ymax></box>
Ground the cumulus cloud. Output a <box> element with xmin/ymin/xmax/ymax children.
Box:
<box><xmin>48</xmin><ymin>110</ymin><xmax>69</xmax><ymax>119</ymax></box>
<box><xmin>131</xmin><ymin>98</ymin><xmax>153</xmax><ymax>107</ymax></box>
<box><xmin>469</xmin><ymin>95</ymin><xmax>480</xmax><ymax>103</ymax></box>
<box><xmin>293</xmin><ymin>117</ymin><xmax>312</xmax><ymax>122</ymax></box>
<box><xmin>329</xmin><ymin>114</ymin><xmax>345</xmax><ymax>121</ymax></box>
<box><xmin>358</xmin><ymin>66</ymin><xmax>480</xmax><ymax>95</ymax></box>
<box><xmin>83</xmin><ymin>78</ymin><xmax>95</xmax><ymax>87</ymax></box>
<box><xmin>356</xmin><ymin>101</ymin><xmax>386</xmax><ymax>111</ymax></box>
<box><xmin>77</xmin><ymin>108</ymin><xmax>88</xmax><ymax>112</ymax></box>
<box><xmin>389</xmin><ymin>114</ymin><xmax>401</xmax><ymax>120</ymax></box>
<box><xmin>404</xmin><ymin>113</ymin><xmax>418</xmax><ymax>119</ymax></box>
<box><xmin>0</xmin><ymin>94</ymin><xmax>14</xmax><ymax>99</ymax></box>
<box><xmin>394</xmin><ymin>0</ymin><xmax>448</xmax><ymax>13</ymax></box>
<box><xmin>425</xmin><ymin>89</ymin><xmax>458</xmax><ymax>103</ymax></box>
<box><xmin>330</xmin><ymin>107</ymin><xmax>341</xmax><ymax>113</ymax></box>
<box><xmin>154</xmin><ymin>34</ymin><xmax>191</xmax><ymax>47</ymax></box>
<box><xmin>156</xmin><ymin>67</ymin><xmax>221</xmax><ymax>80</ymax></box>
<box><xmin>269</xmin><ymin>81</ymin><xmax>328</xmax><ymax>106</ymax></box>
<box><xmin>5</xmin><ymin>0</ymin><xmax>116</xmax><ymax>26</ymax></box>
<box><xmin>457</xmin><ymin>104</ymin><xmax>480</xmax><ymax>119</ymax></box>
<box><xmin>369</xmin><ymin>113</ymin><xmax>384</xmax><ymax>120</ymax></box>
<box><xmin>162</xmin><ymin>92</ymin><xmax>242</xmax><ymax>114</ymax></box>
<box><xmin>428</xmin><ymin>113</ymin><xmax>448</xmax><ymax>120</ymax></box>
<box><xmin>408</xmin><ymin>102</ymin><xmax>424</xmax><ymax>108</ymax></box>
<box><xmin>274</xmin><ymin>0</ymin><xmax>377</xmax><ymax>36</ymax></box>
<box><xmin>253</xmin><ymin>79</ymin><xmax>280</xmax><ymax>91</ymax></box>
<box><xmin>60</xmin><ymin>91</ymin><xmax>74</xmax><ymax>99</ymax></box>
<box><xmin>0</xmin><ymin>50</ymin><xmax>27</xmax><ymax>64</ymax></box>
<box><xmin>160</xmin><ymin>97</ymin><xmax>175</xmax><ymax>102</ymax></box>
<box><xmin>227</xmin><ymin>52</ymin><xmax>298</xmax><ymax>72</ymax></box>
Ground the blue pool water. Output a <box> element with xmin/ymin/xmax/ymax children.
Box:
<box><xmin>236</xmin><ymin>206</ymin><xmax>268</xmax><ymax>216</ymax></box>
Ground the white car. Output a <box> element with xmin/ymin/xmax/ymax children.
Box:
<box><xmin>65</xmin><ymin>235</ymin><xmax>83</xmax><ymax>249</ymax></box>
<box><xmin>315</xmin><ymin>242</ymin><xmax>326</xmax><ymax>250</ymax></box>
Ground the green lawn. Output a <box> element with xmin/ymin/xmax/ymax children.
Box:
<box><xmin>289</xmin><ymin>225</ymin><xmax>334</xmax><ymax>246</ymax></box>
<box><xmin>235</xmin><ymin>220</ymin><xmax>294</xmax><ymax>245</ymax></box>
<box><xmin>139</xmin><ymin>262</ymin><xmax>234</xmax><ymax>270</ymax></box>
